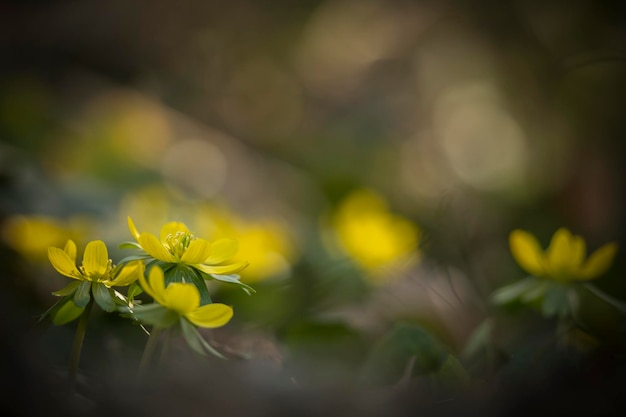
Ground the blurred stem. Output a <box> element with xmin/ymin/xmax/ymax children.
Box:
<box><xmin>159</xmin><ymin>328</ymin><xmax>171</xmax><ymax>365</ymax></box>
<box><xmin>138</xmin><ymin>326</ymin><xmax>162</xmax><ymax>379</ymax></box>
<box><xmin>68</xmin><ymin>297</ymin><xmax>93</xmax><ymax>395</ymax></box>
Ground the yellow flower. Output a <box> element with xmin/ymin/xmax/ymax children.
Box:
<box><xmin>330</xmin><ymin>189</ymin><xmax>419</xmax><ymax>278</ymax></box>
<box><xmin>510</xmin><ymin>228</ymin><xmax>618</xmax><ymax>282</ymax></box>
<box><xmin>3</xmin><ymin>214</ymin><xmax>93</xmax><ymax>262</ymax></box>
<box><xmin>46</xmin><ymin>240</ymin><xmax>144</xmax><ymax>323</ymax></box>
<box><xmin>195</xmin><ymin>204</ymin><xmax>298</xmax><ymax>283</ymax></box>
<box><xmin>138</xmin><ymin>265</ymin><xmax>233</xmax><ymax>329</ymax></box>
<box><xmin>49</xmin><ymin>240</ymin><xmax>143</xmax><ymax>287</ymax></box>
<box><xmin>127</xmin><ymin>217</ymin><xmax>248</xmax><ymax>276</ymax></box>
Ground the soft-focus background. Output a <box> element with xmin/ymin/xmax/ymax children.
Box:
<box><xmin>2</xmin><ymin>0</ymin><xmax>626</xmax><ymax>416</ymax></box>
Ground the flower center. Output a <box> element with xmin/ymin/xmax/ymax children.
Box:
<box><xmin>165</xmin><ymin>231</ymin><xmax>195</xmax><ymax>258</ymax></box>
<box><xmin>79</xmin><ymin>259</ymin><xmax>114</xmax><ymax>282</ymax></box>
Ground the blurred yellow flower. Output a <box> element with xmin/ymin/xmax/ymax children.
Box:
<box><xmin>195</xmin><ymin>205</ymin><xmax>298</xmax><ymax>283</ymax></box>
<box><xmin>138</xmin><ymin>265</ymin><xmax>233</xmax><ymax>329</ymax></box>
<box><xmin>127</xmin><ymin>216</ymin><xmax>248</xmax><ymax>276</ymax></box>
<box><xmin>2</xmin><ymin>215</ymin><xmax>93</xmax><ymax>261</ymax></box>
<box><xmin>510</xmin><ymin>228</ymin><xmax>618</xmax><ymax>282</ymax></box>
<box><xmin>331</xmin><ymin>189</ymin><xmax>419</xmax><ymax>277</ymax></box>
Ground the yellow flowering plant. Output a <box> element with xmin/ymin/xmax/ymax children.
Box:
<box><xmin>44</xmin><ymin>239</ymin><xmax>144</xmax><ymax>391</ymax></box>
<box><xmin>123</xmin><ymin>265</ymin><xmax>233</xmax><ymax>359</ymax></box>
<box><xmin>492</xmin><ymin>228</ymin><xmax>620</xmax><ymax>318</ymax></box>
<box><xmin>46</xmin><ymin>239</ymin><xmax>144</xmax><ymax>324</ymax></box>
<box><xmin>121</xmin><ymin>217</ymin><xmax>253</xmax><ymax>304</ymax></box>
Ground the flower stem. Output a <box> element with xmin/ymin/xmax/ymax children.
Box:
<box><xmin>138</xmin><ymin>326</ymin><xmax>162</xmax><ymax>379</ymax></box>
<box><xmin>159</xmin><ymin>328</ymin><xmax>171</xmax><ymax>366</ymax></box>
<box><xmin>68</xmin><ymin>297</ymin><xmax>94</xmax><ymax>394</ymax></box>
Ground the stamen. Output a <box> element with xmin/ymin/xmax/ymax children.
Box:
<box><xmin>164</xmin><ymin>231</ymin><xmax>196</xmax><ymax>258</ymax></box>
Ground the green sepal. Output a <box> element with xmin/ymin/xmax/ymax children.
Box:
<box><xmin>73</xmin><ymin>281</ymin><xmax>92</xmax><ymax>308</ymax></box>
<box><xmin>119</xmin><ymin>241</ymin><xmax>144</xmax><ymax>250</ymax></box>
<box><xmin>52</xmin><ymin>280</ymin><xmax>82</xmax><ymax>297</ymax></box>
<box><xmin>53</xmin><ymin>297</ymin><xmax>85</xmax><ymax>325</ymax></box>
<box><xmin>129</xmin><ymin>304</ymin><xmax>179</xmax><ymax>328</ymax></box>
<box><xmin>491</xmin><ymin>276</ymin><xmax>537</xmax><ymax>305</ymax></box>
<box><xmin>92</xmin><ymin>283</ymin><xmax>116</xmax><ymax>312</ymax></box>
<box><xmin>208</xmin><ymin>273</ymin><xmax>256</xmax><ymax>295</ymax></box>
<box><xmin>179</xmin><ymin>318</ymin><xmax>226</xmax><ymax>359</ymax></box>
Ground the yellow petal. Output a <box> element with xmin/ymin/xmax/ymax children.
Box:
<box><xmin>195</xmin><ymin>260</ymin><xmax>249</xmax><ymax>275</ymax></box>
<box><xmin>509</xmin><ymin>230</ymin><xmax>545</xmax><ymax>277</ymax></box>
<box><xmin>139</xmin><ymin>265</ymin><xmax>167</xmax><ymax>304</ymax></box>
<box><xmin>138</xmin><ymin>233</ymin><xmax>175</xmax><ymax>262</ymax></box>
<box><xmin>64</xmin><ymin>240</ymin><xmax>77</xmax><ymax>262</ymax></box>
<box><xmin>204</xmin><ymin>239</ymin><xmax>238</xmax><ymax>264</ymax></box>
<box><xmin>110</xmin><ymin>261</ymin><xmax>144</xmax><ymax>287</ymax></box>
<box><xmin>181</xmin><ymin>239</ymin><xmax>212</xmax><ymax>264</ymax></box>
<box><xmin>577</xmin><ymin>242</ymin><xmax>618</xmax><ymax>280</ymax></box>
<box><xmin>569</xmin><ymin>235</ymin><xmax>586</xmax><ymax>271</ymax></box>
<box><xmin>186</xmin><ymin>303</ymin><xmax>233</xmax><ymax>328</ymax></box>
<box><xmin>82</xmin><ymin>240</ymin><xmax>109</xmax><ymax>276</ymax></box>
<box><xmin>160</xmin><ymin>221</ymin><xmax>189</xmax><ymax>243</ymax></box>
<box><xmin>164</xmin><ymin>283</ymin><xmax>199</xmax><ymax>314</ymax></box>
<box><xmin>546</xmin><ymin>228</ymin><xmax>572</xmax><ymax>276</ymax></box>
<box><xmin>48</xmin><ymin>247</ymin><xmax>81</xmax><ymax>279</ymax></box>
<box><xmin>128</xmin><ymin>216</ymin><xmax>141</xmax><ymax>240</ymax></box>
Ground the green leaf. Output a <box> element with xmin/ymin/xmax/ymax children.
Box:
<box><xmin>186</xmin><ymin>268</ymin><xmax>212</xmax><ymax>305</ymax></box>
<box><xmin>117</xmin><ymin>254</ymin><xmax>151</xmax><ymax>264</ymax></box>
<box><xmin>119</xmin><ymin>241</ymin><xmax>144</xmax><ymax>250</ymax></box>
<box><xmin>179</xmin><ymin>318</ymin><xmax>226</xmax><ymax>359</ymax></box>
<box><xmin>52</xmin><ymin>280</ymin><xmax>81</xmax><ymax>297</ymax></box>
<box><xmin>491</xmin><ymin>276</ymin><xmax>537</xmax><ymax>305</ymax></box>
<box><xmin>92</xmin><ymin>283</ymin><xmax>116</xmax><ymax>312</ymax></box>
<box><xmin>359</xmin><ymin>322</ymin><xmax>448</xmax><ymax>386</ymax></box>
<box><xmin>541</xmin><ymin>285</ymin><xmax>570</xmax><ymax>318</ymax></box>
<box><xmin>163</xmin><ymin>265</ymin><xmax>213</xmax><ymax>305</ymax></box>
<box><xmin>437</xmin><ymin>354</ymin><xmax>470</xmax><ymax>389</ymax></box>
<box><xmin>462</xmin><ymin>318</ymin><xmax>493</xmax><ymax>359</ymax></box>
<box><xmin>73</xmin><ymin>281</ymin><xmax>92</xmax><ymax>308</ymax></box>
<box><xmin>38</xmin><ymin>297</ymin><xmax>66</xmax><ymax>323</ymax></box>
<box><xmin>163</xmin><ymin>265</ymin><xmax>183</xmax><ymax>284</ymax></box>
<box><xmin>583</xmin><ymin>284</ymin><xmax>626</xmax><ymax>315</ymax></box>
<box><xmin>209</xmin><ymin>274</ymin><xmax>256</xmax><ymax>295</ymax></box>
<box><xmin>127</xmin><ymin>281</ymin><xmax>144</xmax><ymax>300</ymax></box>
<box><xmin>521</xmin><ymin>280</ymin><xmax>549</xmax><ymax>303</ymax></box>
<box><xmin>53</xmin><ymin>298</ymin><xmax>85</xmax><ymax>325</ymax></box>
<box><xmin>130</xmin><ymin>304</ymin><xmax>179</xmax><ymax>328</ymax></box>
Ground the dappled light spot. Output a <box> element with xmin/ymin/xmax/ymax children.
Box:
<box><xmin>161</xmin><ymin>138</ymin><xmax>228</xmax><ymax>200</ymax></box>
<box><xmin>433</xmin><ymin>82</ymin><xmax>529</xmax><ymax>192</ymax></box>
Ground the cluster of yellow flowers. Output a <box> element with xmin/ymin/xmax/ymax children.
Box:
<box><xmin>45</xmin><ymin>217</ymin><xmax>250</xmax><ymax>357</ymax></box>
